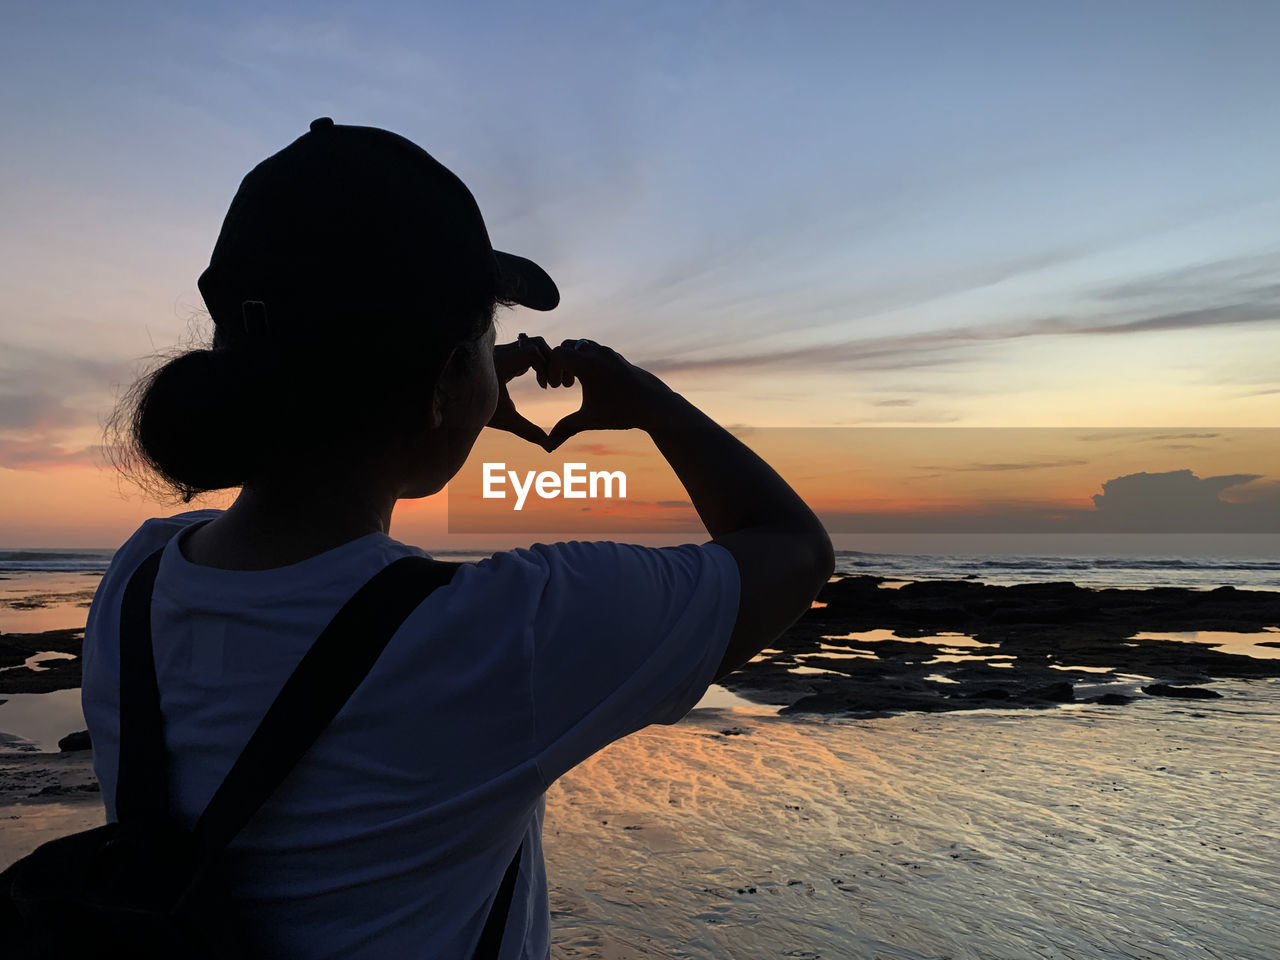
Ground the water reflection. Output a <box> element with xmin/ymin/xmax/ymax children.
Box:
<box><xmin>0</xmin><ymin>688</ymin><xmax>85</xmax><ymax>753</ymax></box>
<box><xmin>1130</xmin><ymin>629</ymin><xmax>1280</xmax><ymax>661</ymax></box>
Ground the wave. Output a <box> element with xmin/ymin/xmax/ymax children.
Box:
<box><xmin>0</xmin><ymin>549</ymin><xmax>115</xmax><ymax>573</ymax></box>
<box><xmin>831</xmin><ymin>551</ymin><xmax>1280</xmax><ymax>590</ymax></box>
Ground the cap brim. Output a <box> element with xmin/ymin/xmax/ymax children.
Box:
<box><xmin>494</xmin><ymin>251</ymin><xmax>559</xmax><ymax>311</ymax></box>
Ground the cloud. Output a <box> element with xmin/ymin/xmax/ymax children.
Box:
<box><xmin>1090</xmin><ymin>301</ymin><xmax>1280</xmax><ymax>335</ymax></box>
<box><xmin>914</xmin><ymin>458</ymin><xmax>1090</xmax><ymax>473</ymax></box>
<box><xmin>871</xmin><ymin>398</ymin><xmax>916</xmax><ymax>407</ymax></box>
<box><xmin>816</xmin><ymin>468</ymin><xmax>1280</xmax><ymax>533</ymax></box>
<box><xmin>1093</xmin><ymin>253</ymin><xmax>1280</xmax><ymax>304</ymax></box>
<box><xmin>1076</xmin><ymin>431</ymin><xmax>1157</xmax><ymax>442</ymax></box>
<box><xmin>0</xmin><ymin>343</ymin><xmax>135</xmax><ymax>437</ymax></box>
<box><xmin>1223</xmin><ymin>477</ymin><xmax>1280</xmax><ymax>506</ymax></box>
<box><xmin>0</xmin><ymin>393</ymin><xmax>85</xmax><ymax>433</ymax></box>
<box><xmin>636</xmin><ymin>252</ymin><xmax>1280</xmax><ymax>377</ymax></box>
<box><xmin>0</xmin><ymin>439</ymin><xmax>102</xmax><ymax>471</ymax></box>
<box><xmin>833</xmin><ymin>411</ymin><xmax>963</xmax><ymax>425</ymax></box>
<box><xmin>1085</xmin><ymin>469</ymin><xmax>1278</xmax><ymax>531</ymax></box>
<box><xmin>643</xmin><ymin>336</ymin><xmax>971</xmax><ymax>375</ymax></box>
<box><xmin>558</xmin><ymin>442</ymin><xmax>630</xmax><ymax>457</ymax></box>
<box><xmin>1076</xmin><ymin>430</ymin><xmax>1225</xmax><ymax>445</ymax></box>
<box><xmin>1090</xmin><ymin>469</ymin><xmax>1264</xmax><ymax>508</ymax></box>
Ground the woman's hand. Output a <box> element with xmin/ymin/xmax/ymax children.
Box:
<box><xmin>542</xmin><ymin>339</ymin><xmax>677</xmax><ymax>452</ymax></box>
<box><xmin>487</xmin><ymin>334</ymin><xmax>554</xmax><ymax>447</ymax></box>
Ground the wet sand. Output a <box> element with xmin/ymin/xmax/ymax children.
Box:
<box><xmin>0</xmin><ymin>750</ymin><xmax>102</xmax><ymax>866</ymax></box>
<box><xmin>545</xmin><ymin>683</ymin><xmax>1280</xmax><ymax>959</ymax></box>
<box><xmin>3</xmin><ymin>682</ymin><xmax>1276</xmax><ymax>958</ymax></box>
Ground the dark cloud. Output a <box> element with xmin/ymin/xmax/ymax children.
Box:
<box><xmin>1076</xmin><ymin>431</ymin><xmax>1224</xmax><ymax>444</ymax></box>
<box><xmin>817</xmin><ymin>469</ymin><xmax>1280</xmax><ymax>533</ymax></box>
<box><xmin>656</xmin><ymin>499</ymin><xmax>692</xmax><ymax>508</ymax></box>
<box><xmin>643</xmin><ymin>337</ymin><xmax>970</xmax><ymax>375</ymax></box>
<box><xmin>1090</xmin><ymin>301</ymin><xmax>1280</xmax><ymax>335</ymax></box>
<box><xmin>1223</xmin><ymin>477</ymin><xmax>1280</xmax><ymax>506</ymax></box>
<box><xmin>1093</xmin><ymin>253</ymin><xmax>1280</xmax><ymax>303</ymax></box>
<box><xmin>1091</xmin><ymin>469</ymin><xmax>1262</xmax><ymax>510</ymax></box>
<box><xmin>637</xmin><ymin>252</ymin><xmax>1280</xmax><ymax>376</ymax></box>
<box><xmin>0</xmin><ymin>343</ymin><xmax>134</xmax><ymax>436</ymax></box>
<box><xmin>872</xmin><ymin>399</ymin><xmax>916</xmax><ymax>407</ymax></box>
<box><xmin>1084</xmin><ymin>469</ymin><xmax>1277</xmax><ymax>532</ymax></box>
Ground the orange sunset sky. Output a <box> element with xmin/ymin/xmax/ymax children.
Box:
<box><xmin>3</xmin><ymin>5</ymin><xmax>1279</xmax><ymax>549</ymax></box>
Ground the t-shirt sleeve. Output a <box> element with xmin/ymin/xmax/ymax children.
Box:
<box><xmin>522</xmin><ymin>540</ymin><xmax>740</xmax><ymax>785</ymax></box>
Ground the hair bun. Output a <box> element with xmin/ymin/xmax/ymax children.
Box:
<box><xmin>135</xmin><ymin>349</ymin><xmax>269</xmax><ymax>497</ymax></box>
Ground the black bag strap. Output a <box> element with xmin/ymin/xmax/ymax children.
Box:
<box><xmin>191</xmin><ymin>555</ymin><xmax>462</xmax><ymax>855</ymax></box>
<box><xmin>116</xmin><ymin>547</ymin><xmax>169</xmax><ymax>823</ymax></box>
<box><xmin>116</xmin><ymin>550</ymin><xmax>460</xmax><ymax>852</ymax></box>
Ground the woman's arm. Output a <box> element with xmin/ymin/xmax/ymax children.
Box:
<box><xmin>542</xmin><ymin>339</ymin><xmax>834</xmax><ymax>680</ymax></box>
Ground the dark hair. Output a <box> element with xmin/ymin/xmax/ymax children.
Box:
<box><xmin>107</xmin><ymin>299</ymin><xmax>497</xmax><ymax>503</ymax></box>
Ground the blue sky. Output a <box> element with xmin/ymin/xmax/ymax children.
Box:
<box><xmin>3</xmin><ymin>0</ymin><xmax>1279</xmax><ymax>481</ymax></box>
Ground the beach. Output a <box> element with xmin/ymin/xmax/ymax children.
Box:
<box><xmin>545</xmin><ymin>683</ymin><xmax>1279</xmax><ymax>959</ymax></box>
<box><xmin>2</xmin><ymin>561</ymin><xmax>1279</xmax><ymax>957</ymax></box>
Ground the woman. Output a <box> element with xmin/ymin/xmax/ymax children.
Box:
<box><xmin>83</xmin><ymin>118</ymin><xmax>833</xmax><ymax>958</ymax></box>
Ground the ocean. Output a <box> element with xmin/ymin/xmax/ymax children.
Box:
<box><xmin>4</xmin><ymin>545</ymin><xmax>1276</xmax><ymax>591</ymax></box>
<box><xmin>0</xmin><ymin>549</ymin><xmax>116</xmax><ymax>574</ymax></box>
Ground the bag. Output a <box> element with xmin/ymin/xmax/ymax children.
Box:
<box><xmin>0</xmin><ymin>548</ymin><xmax>517</xmax><ymax>958</ymax></box>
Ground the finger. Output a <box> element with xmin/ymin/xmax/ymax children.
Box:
<box><xmin>493</xmin><ymin>408</ymin><xmax>549</xmax><ymax>448</ymax></box>
<box><xmin>552</xmin><ymin>340</ymin><xmax>606</xmax><ymax>386</ymax></box>
<box><xmin>504</xmin><ymin>335</ymin><xmax>543</xmax><ymax>386</ymax></box>
<box><xmin>545</xmin><ymin>344</ymin><xmax>581</xmax><ymax>389</ymax></box>
<box><xmin>511</xmin><ymin>334</ymin><xmax>542</xmax><ymax>388</ymax></box>
<box><xmin>549</xmin><ymin>342</ymin><xmax>602</xmax><ymax>378</ymax></box>
<box><xmin>544</xmin><ymin>409</ymin><xmax>591</xmax><ymax>452</ymax></box>
<box><xmin>492</xmin><ymin>343</ymin><xmax>527</xmax><ymax>382</ymax></box>
<box><xmin>495</xmin><ymin>339</ymin><xmax>552</xmax><ymax>385</ymax></box>
<box><xmin>521</xmin><ymin>335</ymin><xmax>553</xmax><ymax>388</ymax></box>
<box><xmin>545</xmin><ymin>340</ymin><xmax>599</xmax><ymax>389</ymax></box>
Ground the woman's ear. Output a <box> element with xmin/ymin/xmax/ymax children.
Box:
<box><xmin>429</xmin><ymin>344</ymin><xmax>464</xmax><ymax>429</ymax></box>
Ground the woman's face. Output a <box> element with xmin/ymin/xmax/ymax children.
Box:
<box><xmin>398</xmin><ymin>319</ymin><xmax>498</xmax><ymax>498</ymax></box>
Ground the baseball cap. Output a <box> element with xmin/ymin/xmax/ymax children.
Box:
<box><xmin>198</xmin><ymin>117</ymin><xmax>558</xmax><ymax>349</ymax></box>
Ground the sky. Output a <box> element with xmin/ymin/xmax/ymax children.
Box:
<box><xmin>2</xmin><ymin>1</ymin><xmax>1279</xmax><ymax>547</ymax></box>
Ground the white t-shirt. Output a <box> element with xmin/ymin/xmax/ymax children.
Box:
<box><xmin>81</xmin><ymin>510</ymin><xmax>740</xmax><ymax>959</ymax></box>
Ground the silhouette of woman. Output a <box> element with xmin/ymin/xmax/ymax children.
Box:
<box><xmin>84</xmin><ymin>118</ymin><xmax>832</xmax><ymax>958</ymax></box>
